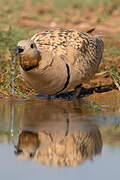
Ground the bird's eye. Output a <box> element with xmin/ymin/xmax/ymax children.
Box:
<box><xmin>30</xmin><ymin>43</ymin><xmax>34</xmax><ymax>48</ymax></box>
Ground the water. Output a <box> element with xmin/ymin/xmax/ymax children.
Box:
<box><xmin>0</xmin><ymin>98</ymin><xmax>120</xmax><ymax>180</ymax></box>
<box><xmin>11</xmin><ymin>56</ymin><xmax>17</xmax><ymax>96</ymax></box>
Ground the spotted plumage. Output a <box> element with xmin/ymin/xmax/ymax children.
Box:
<box><xmin>16</xmin><ymin>28</ymin><xmax>104</xmax><ymax>96</ymax></box>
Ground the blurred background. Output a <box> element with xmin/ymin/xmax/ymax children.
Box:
<box><xmin>0</xmin><ymin>0</ymin><xmax>120</xmax><ymax>96</ymax></box>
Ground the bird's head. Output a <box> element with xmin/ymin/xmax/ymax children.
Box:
<box><xmin>16</xmin><ymin>40</ymin><xmax>41</xmax><ymax>71</ymax></box>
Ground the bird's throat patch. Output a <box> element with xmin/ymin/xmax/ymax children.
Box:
<box><xmin>20</xmin><ymin>56</ymin><xmax>39</xmax><ymax>71</ymax></box>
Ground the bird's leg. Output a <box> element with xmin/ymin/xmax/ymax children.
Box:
<box><xmin>72</xmin><ymin>84</ymin><xmax>82</xmax><ymax>100</ymax></box>
<box><xmin>47</xmin><ymin>95</ymin><xmax>52</xmax><ymax>100</ymax></box>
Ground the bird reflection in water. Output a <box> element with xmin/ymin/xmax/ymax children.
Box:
<box><xmin>14</xmin><ymin>100</ymin><xmax>102</xmax><ymax>167</ymax></box>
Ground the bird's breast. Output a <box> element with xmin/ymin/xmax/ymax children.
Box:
<box><xmin>20</xmin><ymin>58</ymin><xmax>69</xmax><ymax>95</ymax></box>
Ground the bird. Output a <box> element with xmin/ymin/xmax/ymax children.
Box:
<box><xmin>16</xmin><ymin>28</ymin><xmax>104</xmax><ymax>98</ymax></box>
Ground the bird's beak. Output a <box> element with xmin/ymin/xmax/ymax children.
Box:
<box><xmin>15</xmin><ymin>46</ymin><xmax>24</xmax><ymax>56</ymax></box>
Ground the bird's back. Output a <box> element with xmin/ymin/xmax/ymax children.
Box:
<box><xmin>31</xmin><ymin>28</ymin><xmax>103</xmax><ymax>59</ymax></box>
<box><xmin>31</xmin><ymin>28</ymin><xmax>104</xmax><ymax>82</ymax></box>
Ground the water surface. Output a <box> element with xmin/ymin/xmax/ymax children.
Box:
<box><xmin>0</xmin><ymin>98</ymin><xmax>120</xmax><ymax>180</ymax></box>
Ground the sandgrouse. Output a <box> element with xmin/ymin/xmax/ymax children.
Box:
<box><xmin>16</xmin><ymin>28</ymin><xmax>104</xmax><ymax>97</ymax></box>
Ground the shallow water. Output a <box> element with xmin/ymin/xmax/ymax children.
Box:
<box><xmin>11</xmin><ymin>56</ymin><xmax>17</xmax><ymax>97</ymax></box>
<box><xmin>0</xmin><ymin>98</ymin><xmax>120</xmax><ymax>180</ymax></box>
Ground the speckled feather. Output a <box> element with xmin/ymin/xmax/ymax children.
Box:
<box><xmin>17</xmin><ymin>28</ymin><xmax>104</xmax><ymax>95</ymax></box>
<box><xmin>31</xmin><ymin>29</ymin><xmax>103</xmax><ymax>74</ymax></box>
<box><xmin>31</xmin><ymin>29</ymin><xmax>96</xmax><ymax>55</ymax></box>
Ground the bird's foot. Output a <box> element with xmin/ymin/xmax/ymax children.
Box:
<box><xmin>72</xmin><ymin>84</ymin><xmax>82</xmax><ymax>100</ymax></box>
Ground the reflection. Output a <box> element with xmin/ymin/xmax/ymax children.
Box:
<box><xmin>14</xmin><ymin>100</ymin><xmax>103</xmax><ymax>167</ymax></box>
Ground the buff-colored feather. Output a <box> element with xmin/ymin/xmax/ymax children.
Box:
<box><xmin>16</xmin><ymin>28</ymin><xmax>104</xmax><ymax>95</ymax></box>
